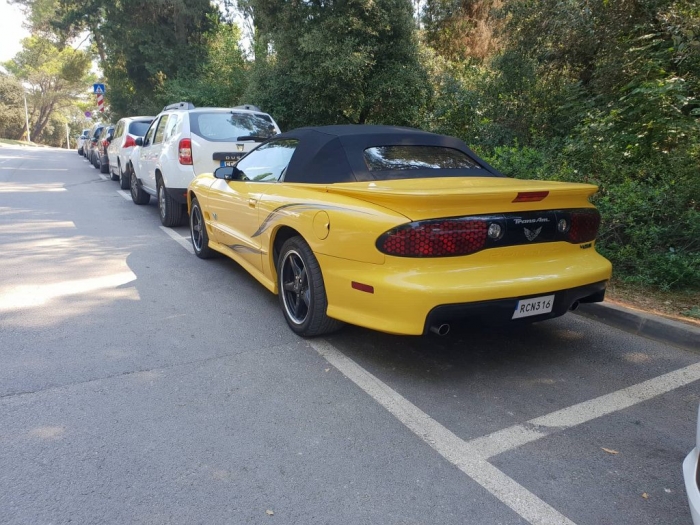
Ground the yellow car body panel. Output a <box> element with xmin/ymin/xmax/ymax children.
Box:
<box><xmin>189</xmin><ymin>173</ymin><xmax>612</xmax><ymax>335</ymax></box>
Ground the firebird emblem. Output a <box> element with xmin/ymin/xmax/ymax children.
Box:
<box><xmin>524</xmin><ymin>227</ymin><xmax>542</xmax><ymax>241</ymax></box>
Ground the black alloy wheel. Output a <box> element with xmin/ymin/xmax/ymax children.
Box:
<box><xmin>190</xmin><ymin>197</ymin><xmax>213</xmax><ymax>259</ymax></box>
<box><xmin>277</xmin><ymin>236</ymin><xmax>343</xmax><ymax>337</ymax></box>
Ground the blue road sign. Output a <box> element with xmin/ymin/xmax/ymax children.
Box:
<box><xmin>93</xmin><ymin>83</ymin><xmax>106</xmax><ymax>94</ymax></box>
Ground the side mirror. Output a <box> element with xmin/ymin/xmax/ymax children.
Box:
<box><xmin>214</xmin><ymin>166</ymin><xmax>245</xmax><ymax>181</ymax></box>
<box><xmin>135</xmin><ymin>137</ymin><xmax>143</xmax><ymax>146</ymax></box>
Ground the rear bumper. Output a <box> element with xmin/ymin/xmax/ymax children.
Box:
<box><xmin>319</xmin><ymin>244</ymin><xmax>612</xmax><ymax>335</ymax></box>
<box><xmin>424</xmin><ymin>281</ymin><xmax>605</xmax><ymax>333</ymax></box>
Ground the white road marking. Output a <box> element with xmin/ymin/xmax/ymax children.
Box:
<box><xmin>116</xmin><ymin>190</ymin><xmax>131</xmax><ymax>201</ymax></box>
<box><xmin>98</xmin><ymin>173</ymin><xmax>109</xmax><ymax>181</ymax></box>
<box><xmin>159</xmin><ymin>226</ymin><xmax>194</xmax><ymax>254</ymax></box>
<box><xmin>310</xmin><ymin>339</ymin><xmax>576</xmax><ymax>525</ymax></box>
<box><xmin>470</xmin><ymin>361</ymin><xmax>700</xmax><ymax>458</ymax></box>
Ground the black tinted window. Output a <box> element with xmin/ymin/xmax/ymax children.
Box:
<box><xmin>128</xmin><ymin>120</ymin><xmax>152</xmax><ymax>137</ymax></box>
<box><xmin>190</xmin><ymin>112</ymin><xmax>276</xmax><ymax>142</ymax></box>
<box><xmin>364</xmin><ymin>146</ymin><xmax>483</xmax><ymax>171</ymax></box>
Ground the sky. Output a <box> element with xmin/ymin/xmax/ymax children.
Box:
<box><xmin>0</xmin><ymin>0</ymin><xmax>30</xmax><ymax>63</ymax></box>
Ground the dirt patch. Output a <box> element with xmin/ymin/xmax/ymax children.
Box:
<box><xmin>605</xmin><ymin>281</ymin><xmax>700</xmax><ymax>327</ymax></box>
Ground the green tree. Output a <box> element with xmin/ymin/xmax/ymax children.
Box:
<box><xmin>246</xmin><ymin>0</ymin><xmax>429</xmax><ymax>129</ymax></box>
<box><xmin>0</xmin><ymin>73</ymin><xmax>27</xmax><ymax>140</ymax></box>
<box><xmin>4</xmin><ymin>36</ymin><xmax>92</xmax><ymax>141</ymax></box>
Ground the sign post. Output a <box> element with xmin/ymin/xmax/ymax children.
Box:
<box><xmin>92</xmin><ymin>83</ymin><xmax>106</xmax><ymax>113</ymax></box>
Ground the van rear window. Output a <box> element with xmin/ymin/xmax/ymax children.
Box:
<box><xmin>128</xmin><ymin>121</ymin><xmax>152</xmax><ymax>137</ymax></box>
<box><xmin>190</xmin><ymin>112</ymin><xmax>276</xmax><ymax>142</ymax></box>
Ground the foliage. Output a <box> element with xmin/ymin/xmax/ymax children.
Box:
<box><xmin>0</xmin><ymin>73</ymin><xmax>27</xmax><ymax>140</ymax></box>
<box><xmin>3</xmin><ymin>36</ymin><xmax>92</xmax><ymax>142</ymax></box>
<box><xmin>244</xmin><ymin>0</ymin><xmax>429</xmax><ymax>129</ymax></box>
<box><xmin>155</xmin><ymin>22</ymin><xmax>249</xmax><ymax>110</ymax></box>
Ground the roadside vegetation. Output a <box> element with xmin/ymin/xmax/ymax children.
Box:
<box><xmin>2</xmin><ymin>0</ymin><xmax>698</xmax><ymax>305</ymax></box>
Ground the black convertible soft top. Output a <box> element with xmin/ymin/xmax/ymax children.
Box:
<box><xmin>272</xmin><ymin>125</ymin><xmax>503</xmax><ymax>184</ymax></box>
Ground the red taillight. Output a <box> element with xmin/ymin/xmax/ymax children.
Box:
<box><xmin>567</xmin><ymin>210</ymin><xmax>601</xmax><ymax>244</ymax></box>
<box><xmin>124</xmin><ymin>135</ymin><xmax>136</xmax><ymax>148</ymax></box>
<box><xmin>513</xmin><ymin>191</ymin><xmax>549</xmax><ymax>202</ymax></box>
<box><xmin>378</xmin><ymin>219</ymin><xmax>488</xmax><ymax>257</ymax></box>
<box><xmin>101</xmin><ymin>139</ymin><xmax>109</xmax><ymax>147</ymax></box>
<box><xmin>178</xmin><ymin>138</ymin><xmax>193</xmax><ymax>165</ymax></box>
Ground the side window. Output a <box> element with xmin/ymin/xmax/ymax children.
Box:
<box><xmin>235</xmin><ymin>139</ymin><xmax>298</xmax><ymax>183</ymax></box>
<box><xmin>143</xmin><ymin>120</ymin><xmax>158</xmax><ymax>147</ymax></box>
<box><xmin>164</xmin><ymin>114</ymin><xmax>179</xmax><ymax>142</ymax></box>
<box><xmin>117</xmin><ymin>122</ymin><xmax>125</xmax><ymax>139</ymax></box>
<box><xmin>153</xmin><ymin>115</ymin><xmax>170</xmax><ymax>144</ymax></box>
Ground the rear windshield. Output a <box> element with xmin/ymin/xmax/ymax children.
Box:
<box><xmin>128</xmin><ymin>121</ymin><xmax>152</xmax><ymax>137</ymax></box>
<box><xmin>364</xmin><ymin>146</ymin><xmax>483</xmax><ymax>172</ymax></box>
<box><xmin>189</xmin><ymin>112</ymin><xmax>276</xmax><ymax>142</ymax></box>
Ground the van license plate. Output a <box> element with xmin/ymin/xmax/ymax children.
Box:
<box><xmin>512</xmin><ymin>295</ymin><xmax>554</xmax><ymax>319</ymax></box>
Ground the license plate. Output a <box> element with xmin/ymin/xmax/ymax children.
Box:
<box><xmin>220</xmin><ymin>160</ymin><xmax>238</xmax><ymax>167</ymax></box>
<box><xmin>512</xmin><ymin>294</ymin><xmax>554</xmax><ymax>319</ymax></box>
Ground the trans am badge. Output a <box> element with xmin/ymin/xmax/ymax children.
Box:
<box><xmin>524</xmin><ymin>226</ymin><xmax>542</xmax><ymax>241</ymax></box>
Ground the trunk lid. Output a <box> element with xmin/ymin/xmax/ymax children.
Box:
<box><xmin>322</xmin><ymin>177</ymin><xmax>599</xmax><ymax>220</ymax></box>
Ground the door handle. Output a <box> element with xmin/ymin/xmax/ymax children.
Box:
<box><xmin>248</xmin><ymin>198</ymin><xmax>257</xmax><ymax>208</ymax></box>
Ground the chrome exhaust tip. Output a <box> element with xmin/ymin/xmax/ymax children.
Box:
<box><xmin>429</xmin><ymin>323</ymin><xmax>451</xmax><ymax>336</ymax></box>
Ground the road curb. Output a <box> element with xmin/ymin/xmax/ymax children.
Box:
<box><xmin>575</xmin><ymin>301</ymin><xmax>700</xmax><ymax>352</ymax></box>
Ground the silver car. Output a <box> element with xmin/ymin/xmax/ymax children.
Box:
<box><xmin>76</xmin><ymin>128</ymin><xmax>90</xmax><ymax>156</ymax></box>
<box><xmin>685</xmin><ymin>403</ymin><xmax>700</xmax><ymax>524</ymax></box>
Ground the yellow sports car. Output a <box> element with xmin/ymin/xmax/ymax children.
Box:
<box><xmin>187</xmin><ymin>125</ymin><xmax>612</xmax><ymax>337</ymax></box>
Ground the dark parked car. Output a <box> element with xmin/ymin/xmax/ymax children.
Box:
<box><xmin>87</xmin><ymin>123</ymin><xmax>105</xmax><ymax>165</ymax></box>
<box><xmin>94</xmin><ymin>125</ymin><xmax>114</xmax><ymax>174</ymax></box>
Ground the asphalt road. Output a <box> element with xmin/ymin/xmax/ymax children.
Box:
<box><xmin>0</xmin><ymin>144</ymin><xmax>698</xmax><ymax>525</ymax></box>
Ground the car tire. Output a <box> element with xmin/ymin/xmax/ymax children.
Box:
<box><xmin>130</xmin><ymin>169</ymin><xmax>150</xmax><ymax>205</ymax></box>
<box><xmin>119</xmin><ymin>162</ymin><xmax>130</xmax><ymax>190</ymax></box>
<box><xmin>190</xmin><ymin>197</ymin><xmax>214</xmax><ymax>259</ymax></box>
<box><xmin>277</xmin><ymin>236</ymin><xmax>343</xmax><ymax>337</ymax></box>
<box><xmin>77</xmin><ymin>148</ymin><xmax>82</xmax><ymax>155</ymax></box>
<box><xmin>157</xmin><ymin>179</ymin><xmax>184</xmax><ymax>227</ymax></box>
<box><xmin>102</xmin><ymin>158</ymin><xmax>112</xmax><ymax>175</ymax></box>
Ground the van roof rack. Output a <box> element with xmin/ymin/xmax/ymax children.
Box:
<box><xmin>233</xmin><ymin>104</ymin><xmax>262</xmax><ymax>112</ymax></box>
<box><xmin>163</xmin><ymin>102</ymin><xmax>195</xmax><ymax>111</ymax></box>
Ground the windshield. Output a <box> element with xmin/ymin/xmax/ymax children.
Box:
<box><xmin>364</xmin><ymin>146</ymin><xmax>483</xmax><ymax>172</ymax></box>
<box><xmin>190</xmin><ymin>112</ymin><xmax>277</xmax><ymax>143</ymax></box>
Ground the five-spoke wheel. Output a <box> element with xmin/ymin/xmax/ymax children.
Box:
<box><xmin>277</xmin><ymin>237</ymin><xmax>343</xmax><ymax>337</ymax></box>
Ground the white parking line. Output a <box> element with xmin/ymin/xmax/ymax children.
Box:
<box><xmin>116</xmin><ymin>190</ymin><xmax>131</xmax><ymax>201</ymax></box>
<box><xmin>98</xmin><ymin>173</ymin><xmax>109</xmax><ymax>181</ymax></box>
<box><xmin>469</xmin><ymin>361</ymin><xmax>700</xmax><ymax>458</ymax></box>
<box><xmin>310</xmin><ymin>339</ymin><xmax>576</xmax><ymax>525</ymax></box>
<box><xmin>311</xmin><ymin>339</ymin><xmax>700</xmax><ymax>525</ymax></box>
<box><xmin>159</xmin><ymin>226</ymin><xmax>194</xmax><ymax>254</ymax></box>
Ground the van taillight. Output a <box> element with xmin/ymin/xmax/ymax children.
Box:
<box><xmin>178</xmin><ymin>138</ymin><xmax>193</xmax><ymax>165</ymax></box>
